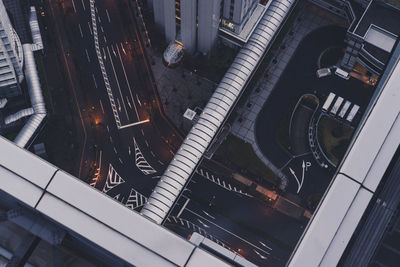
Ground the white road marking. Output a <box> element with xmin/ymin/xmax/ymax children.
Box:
<box><xmin>87</xmin><ymin>22</ymin><xmax>92</xmax><ymax>35</ymax></box>
<box><xmin>119</xmin><ymin>157</ymin><xmax>123</xmax><ymax>164</ymax></box>
<box><xmin>102</xmin><ymin>47</ymin><xmax>106</xmax><ymax>61</ymax></box>
<box><xmin>106</xmin><ymin>125</ymin><xmax>110</xmax><ymax>132</ymax></box>
<box><xmin>107</xmin><ymin>46</ymin><xmax>130</xmax><ymax>120</ymax></box>
<box><xmin>80</xmin><ymin>0</ymin><xmax>86</xmax><ymax>10</ymax></box>
<box><xmin>109</xmin><ymin>136</ymin><xmax>113</xmax><ymax>143</ymax></box>
<box><xmin>92</xmin><ymin>73</ymin><xmax>97</xmax><ymax>88</ymax></box>
<box><xmin>126</xmin><ymin>96</ymin><xmax>132</xmax><ymax>109</ymax></box>
<box><xmin>72</xmin><ymin>0</ymin><xmax>77</xmax><ymax>12</ymax></box>
<box><xmin>141</xmin><ymin>129</ymin><xmax>144</xmax><ymax>136</ymax></box>
<box><xmin>158</xmin><ymin>160</ymin><xmax>164</xmax><ymax>165</ymax></box>
<box><xmin>136</xmin><ymin>93</ymin><xmax>142</xmax><ymax>106</ymax></box>
<box><xmin>145</xmin><ymin>140</ymin><xmax>149</xmax><ymax>147</ymax></box>
<box><xmin>101</xmin><ymin>26</ymin><xmax>104</xmax><ymax>33</ymax></box>
<box><xmin>150</xmin><ymin>151</ymin><xmax>155</xmax><ymax>157</ymax></box>
<box><xmin>106</xmin><ymin>9</ymin><xmax>111</xmax><ymax>22</ymax></box>
<box><xmin>133</xmin><ymin>137</ymin><xmax>157</xmax><ymax>175</ymax></box>
<box><xmin>254</xmin><ymin>249</ymin><xmax>269</xmax><ymax>259</ymax></box>
<box><xmin>103</xmin><ymin>35</ymin><xmax>107</xmax><ymax>43</ymax></box>
<box><xmin>116</xmin><ymin>44</ymin><xmax>140</xmax><ymax>120</ymax></box>
<box><xmin>113</xmin><ymin>147</ymin><xmax>118</xmax><ymax>154</ymax></box>
<box><xmin>186</xmin><ymin>208</ymin><xmax>271</xmax><ymax>255</ymax></box>
<box><xmin>85</xmin><ymin>48</ymin><xmax>90</xmax><ymax>62</ymax></box>
<box><xmin>259</xmin><ymin>241</ymin><xmax>272</xmax><ymax>250</ymax></box>
<box><xmin>202</xmin><ymin>210</ymin><xmax>216</xmax><ymax>220</ymax></box>
<box><xmin>99</xmin><ymin>99</ymin><xmax>104</xmax><ymax>113</ymax></box>
<box><xmin>118</xmin><ymin>119</ymin><xmax>149</xmax><ymax>129</ymax></box>
<box><xmin>177</xmin><ymin>198</ymin><xmax>190</xmax><ymax>218</ymax></box>
<box><xmin>78</xmin><ymin>23</ymin><xmax>83</xmax><ymax>38</ymax></box>
<box><xmin>197</xmin><ymin>219</ymin><xmax>210</xmax><ymax>228</ymax></box>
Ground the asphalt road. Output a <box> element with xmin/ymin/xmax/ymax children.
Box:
<box><xmin>255</xmin><ymin>25</ymin><xmax>375</xmax><ymax>198</ymax></box>
<box><xmin>42</xmin><ymin>1</ymin><xmax>311</xmax><ymax>266</ymax></box>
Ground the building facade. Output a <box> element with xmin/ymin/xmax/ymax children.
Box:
<box><xmin>0</xmin><ymin>0</ymin><xmax>23</xmax><ymax>98</ymax></box>
<box><xmin>153</xmin><ymin>0</ymin><xmax>258</xmax><ymax>55</ymax></box>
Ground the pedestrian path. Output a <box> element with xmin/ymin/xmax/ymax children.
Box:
<box><xmin>231</xmin><ymin>2</ymin><xmax>347</xmax><ymax>190</ymax></box>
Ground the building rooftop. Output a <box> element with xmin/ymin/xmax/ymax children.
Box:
<box><xmin>353</xmin><ymin>0</ymin><xmax>400</xmax><ymax>38</ymax></box>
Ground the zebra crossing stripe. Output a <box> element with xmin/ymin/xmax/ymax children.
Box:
<box><xmin>102</xmin><ymin>164</ymin><xmax>125</xmax><ymax>193</ymax></box>
<box><xmin>133</xmin><ymin>137</ymin><xmax>157</xmax><ymax>175</ymax></box>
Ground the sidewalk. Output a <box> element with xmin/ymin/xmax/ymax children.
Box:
<box><xmin>231</xmin><ymin>2</ymin><xmax>347</xmax><ymax>189</ymax></box>
<box><xmin>130</xmin><ymin>3</ymin><xmax>217</xmax><ymax>132</ymax></box>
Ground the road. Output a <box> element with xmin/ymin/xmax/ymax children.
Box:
<box><xmin>254</xmin><ymin>25</ymin><xmax>375</xmax><ymax>198</ymax></box>
<box><xmin>42</xmin><ymin>1</ymin><xmax>308</xmax><ymax>266</ymax></box>
<box><xmin>44</xmin><ymin>0</ymin><xmax>181</xmax><ymax>202</ymax></box>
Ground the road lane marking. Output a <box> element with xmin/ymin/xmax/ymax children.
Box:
<box><xmin>113</xmin><ymin>147</ymin><xmax>118</xmax><ymax>154</ymax></box>
<box><xmin>126</xmin><ymin>96</ymin><xmax>132</xmax><ymax>109</ymax></box>
<box><xmin>141</xmin><ymin>129</ymin><xmax>144</xmax><ymax>136</ymax></box>
<box><xmin>78</xmin><ymin>24</ymin><xmax>83</xmax><ymax>38</ymax></box>
<box><xmin>85</xmin><ymin>48</ymin><xmax>90</xmax><ymax>62</ymax></box>
<box><xmin>101</xmin><ymin>26</ymin><xmax>104</xmax><ymax>33</ymax></box>
<box><xmin>87</xmin><ymin>22</ymin><xmax>92</xmax><ymax>35</ymax></box>
<box><xmin>116</xmin><ymin>44</ymin><xmax>140</xmax><ymax>120</ymax></box>
<box><xmin>107</xmin><ymin>46</ymin><xmax>130</xmax><ymax>120</ymax></box>
<box><xmin>89</xmin><ymin>0</ymin><xmax>121</xmax><ymax>128</ymax></box>
<box><xmin>103</xmin><ymin>35</ymin><xmax>107</xmax><ymax>43</ymax></box>
<box><xmin>106</xmin><ymin>125</ymin><xmax>110</xmax><ymax>132</ymax></box>
<box><xmin>145</xmin><ymin>140</ymin><xmax>149</xmax><ymax>147</ymax></box>
<box><xmin>158</xmin><ymin>160</ymin><xmax>164</xmax><ymax>165</ymax></box>
<box><xmin>202</xmin><ymin>210</ymin><xmax>216</xmax><ymax>220</ymax></box>
<box><xmin>185</xmin><ymin>208</ymin><xmax>271</xmax><ymax>256</ymax></box>
<box><xmin>99</xmin><ymin>99</ymin><xmax>104</xmax><ymax>113</ymax></box>
<box><xmin>118</xmin><ymin>119</ymin><xmax>149</xmax><ymax>129</ymax></box>
<box><xmin>92</xmin><ymin>73</ymin><xmax>97</xmax><ymax>88</ymax></box>
<box><xmin>109</xmin><ymin>136</ymin><xmax>113</xmax><ymax>143</ymax></box>
<box><xmin>136</xmin><ymin>93</ymin><xmax>142</xmax><ymax>106</ymax></box>
<box><xmin>106</xmin><ymin>9</ymin><xmax>111</xmax><ymax>22</ymax></box>
<box><xmin>80</xmin><ymin>0</ymin><xmax>86</xmax><ymax>10</ymax></box>
<box><xmin>119</xmin><ymin>157</ymin><xmax>123</xmax><ymax>164</ymax></box>
<box><xmin>72</xmin><ymin>0</ymin><xmax>77</xmax><ymax>13</ymax></box>
<box><xmin>150</xmin><ymin>151</ymin><xmax>155</xmax><ymax>157</ymax></box>
<box><xmin>177</xmin><ymin>198</ymin><xmax>190</xmax><ymax>218</ymax></box>
<box><xmin>259</xmin><ymin>241</ymin><xmax>272</xmax><ymax>250</ymax></box>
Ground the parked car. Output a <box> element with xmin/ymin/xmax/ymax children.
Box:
<box><xmin>316</xmin><ymin>67</ymin><xmax>332</xmax><ymax>78</ymax></box>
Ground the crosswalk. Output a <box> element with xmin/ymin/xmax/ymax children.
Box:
<box><xmin>195</xmin><ymin>168</ymin><xmax>251</xmax><ymax>197</ymax></box>
<box><xmin>102</xmin><ymin>164</ymin><xmax>125</xmax><ymax>193</ymax></box>
<box><xmin>125</xmin><ymin>188</ymin><xmax>147</xmax><ymax>210</ymax></box>
<box><xmin>133</xmin><ymin>137</ymin><xmax>157</xmax><ymax>175</ymax></box>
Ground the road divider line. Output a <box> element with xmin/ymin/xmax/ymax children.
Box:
<box><xmin>87</xmin><ymin>21</ymin><xmax>92</xmax><ymax>35</ymax></box>
<box><xmin>106</xmin><ymin>9</ymin><xmax>111</xmax><ymax>22</ymax></box>
<box><xmin>92</xmin><ymin>73</ymin><xmax>98</xmax><ymax>88</ymax></box>
<box><xmin>177</xmin><ymin>198</ymin><xmax>190</xmax><ymax>218</ymax></box>
<box><xmin>72</xmin><ymin>0</ymin><xmax>77</xmax><ymax>13</ymax></box>
<box><xmin>116</xmin><ymin>44</ymin><xmax>140</xmax><ymax>120</ymax></box>
<box><xmin>99</xmin><ymin>99</ymin><xmax>104</xmax><ymax>113</ymax></box>
<box><xmin>107</xmin><ymin>46</ymin><xmax>130</xmax><ymax>121</ymax></box>
<box><xmin>81</xmin><ymin>0</ymin><xmax>86</xmax><ymax>10</ymax></box>
<box><xmin>78</xmin><ymin>23</ymin><xmax>83</xmax><ymax>38</ymax></box>
<box><xmin>89</xmin><ymin>0</ymin><xmax>121</xmax><ymax>128</ymax></box>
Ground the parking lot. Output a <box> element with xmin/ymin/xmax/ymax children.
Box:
<box><xmin>255</xmin><ymin>25</ymin><xmax>375</xmax><ymax>199</ymax></box>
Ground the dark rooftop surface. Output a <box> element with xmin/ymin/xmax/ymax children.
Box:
<box><xmin>353</xmin><ymin>1</ymin><xmax>400</xmax><ymax>37</ymax></box>
<box><xmin>363</xmin><ymin>42</ymin><xmax>391</xmax><ymax>64</ymax></box>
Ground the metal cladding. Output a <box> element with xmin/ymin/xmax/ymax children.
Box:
<box><xmin>14</xmin><ymin>44</ymin><xmax>46</xmax><ymax>148</ymax></box>
<box><xmin>141</xmin><ymin>0</ymin><xmax>297</xmax><ymax>224</ymax></box>
<box><xmin>29</xmin><ymin>6</ymin><xmax>44</xmax><ymax>51</ymax></box>
<box><xmin>4</xmin><ymin>107</ymin><xmax>34</xmax><ymax>125</ymax></box>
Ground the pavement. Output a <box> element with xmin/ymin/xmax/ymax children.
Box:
<box><xmin>144</xmin><ymin>43</ymin><xmax>217</xmax><ymax>132</ymax></box>
<box><xmin>231</xmin><ymin>2</ymin><xmax>348</xmax><ymax>190</ymax></box>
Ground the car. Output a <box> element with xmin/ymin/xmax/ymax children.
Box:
<box><xmin>316</xmin><ymin>67</ymin><xmax>332</xmax><ymax>78</ymax></box>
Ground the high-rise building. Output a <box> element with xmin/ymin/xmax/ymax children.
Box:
<box><xmin>154</xmin><ymin>0</ymin><xmax>257</xmax><ymax>55</ymax></box>
<box><xmin>0</xmin><ymin>0</ymin><xmax>23</xmax><ymax>97</ymax></box>
<box><xmin>221</xmin><ymin>0</ymin><xmax>259</xmax><ymax>35</ymax></box>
